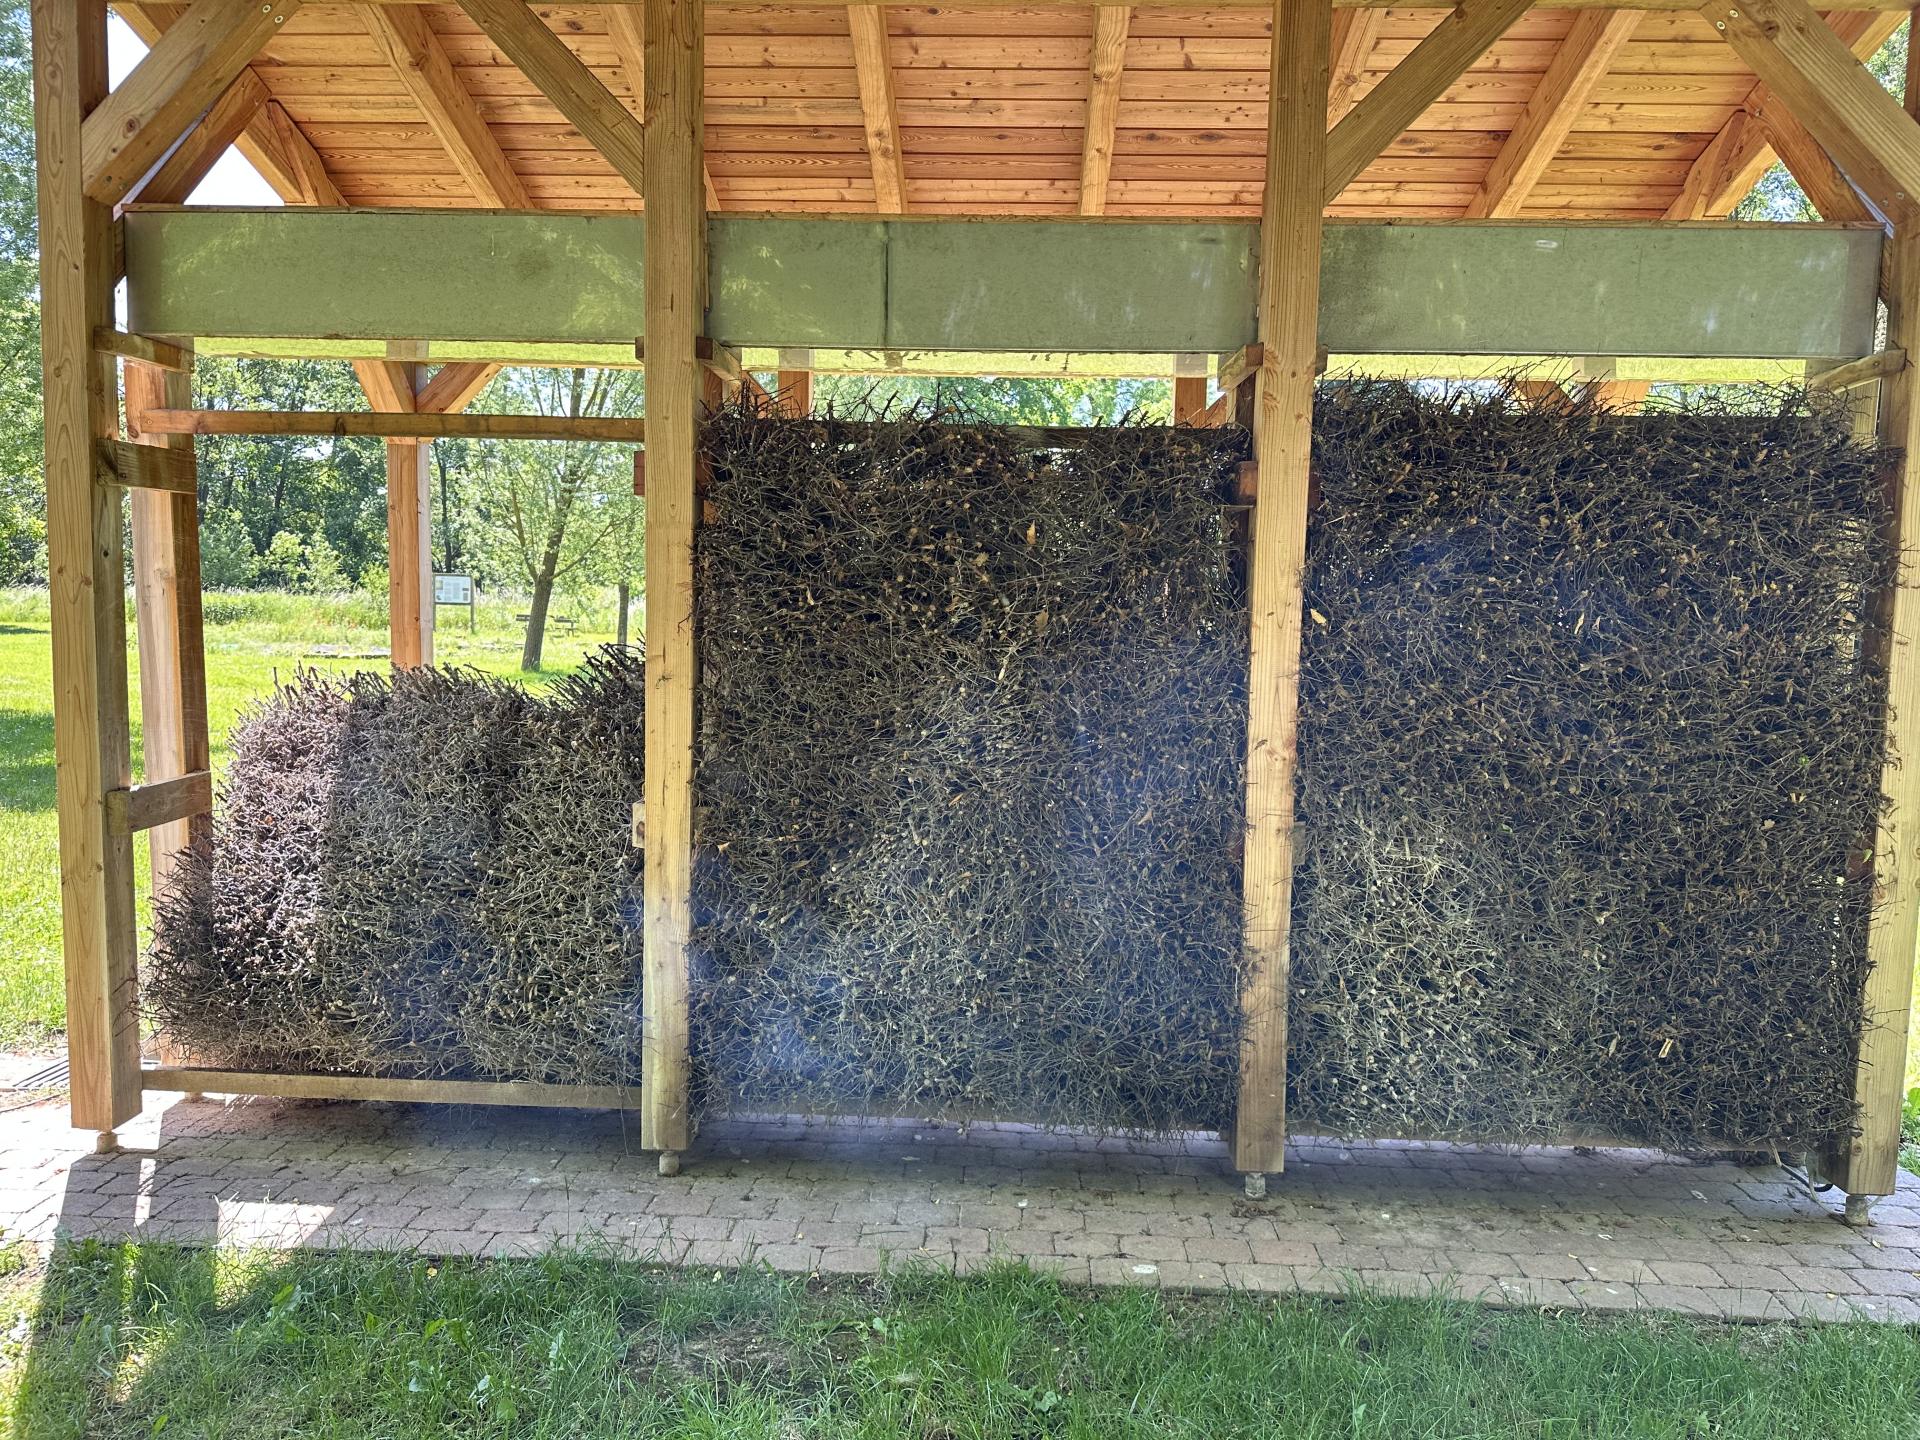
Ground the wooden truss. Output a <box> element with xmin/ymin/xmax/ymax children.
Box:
<box><xmin>33</xmin><ymin>0</ymin><xmax>1920</xmax><ymax>1204</ymax></box>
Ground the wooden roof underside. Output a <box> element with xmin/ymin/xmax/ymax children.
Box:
<box><xmin>116</xmin><ymin>3</ymin><xmax>1908</xmax><ymax>221</ymax></box>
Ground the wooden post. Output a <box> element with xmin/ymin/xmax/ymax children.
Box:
<box><xmin>641</xmin><ymin>0</ymin><xmax>703</xmax><ymax>1169</ymax></box>
<box><xmin>776</xmin><ymin>369</ymin><xmax>812</xmax><ymax>417</ymax></box>
<box><xmin>386</xmin><ymin>433</ymin><xmax>433</xmax><ymax>669</ymax></box>
<box><xmin>125</xmin><ymin>348</ymin><xmax>210</xmax><ymax>895</ymax></box>
<box><xmin>1826</xmin><ymin>23</ymin><xmax>1920</xmax><ymax>1210</ymax></box>
<box><xmin>34</xmin><ymin>0</ymin><xmax>143</xmax><ymax>1139</ymax></box>
<box><xmin>1173</xmin><ymin>376</ymin><xmax>1208</xmax><ymax>424</ymax></box>
<box><xmin>1235</xmin><ymin>0</ymin><xmax>1331</xmax><ymax>1194</ymax></box>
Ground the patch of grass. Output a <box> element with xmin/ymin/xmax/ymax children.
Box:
<box><xmin>0</xmin><ymin>587</ymin><xmax>628</xmax><ymax>1049</ymax></box>
<box><xmin>0</xmin><ymin>1244</ymin><xmax>1916</xmax><ymax>1439</ymax></box>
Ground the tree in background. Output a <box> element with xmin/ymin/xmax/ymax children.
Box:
<box><xmin>0</xmin><ymin>0</ymin><xmax>42</xmax><ymax>582</ymax></box>
<box><xmin>463</xmin><ymin>367</ymin><xmax>644</xmax><ymax>669</ymax></box>
<box><xmin>813</xmin><ymin>374</ymin><xmax>1170</xmax><ymax>426</ymax></box>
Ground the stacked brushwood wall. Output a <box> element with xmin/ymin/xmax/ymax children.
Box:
<box><xmin>148</xmin><ymin>387</ymin><xmax>1891</xmax><ymax>1153</ymax></box>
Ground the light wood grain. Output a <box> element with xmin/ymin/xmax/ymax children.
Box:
<box><xmin>850</xmin><ymin>6</ymin><xmax>907</xmax><ymax>212</ymax></box>
<box><xmin>1079</xmin><ymin>6</ymin><xmax>1130</xmax><ymax>214</ymax></box>
<box><xmin>640</xmin><ymin>0</ymin><xmax>703</xmax><ymax>1158</ymax></box>
<box><xmin>133</xmin><ymin>407</ymin><xmax>647</xmax><ymax>441</ymax></box>
<box><xmin>144</xmin><ymin>1066</ymin><xmax>647</xmax><ymax>1109</ymax></box>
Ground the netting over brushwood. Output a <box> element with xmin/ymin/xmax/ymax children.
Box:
<box><xmin>691</xmin><ymin>412</ymin><xmax>1252</xmax><ymax>1130</ymax></box>
<box><xmin>1289</xmin><ymin>383</ymin><xmax>1892</xmax><ymax>1148</ymax></box>
<box><xmin>146</xmin><ymin>650</ymin><xmax>646</xmax><ymax>1085</ymax></box>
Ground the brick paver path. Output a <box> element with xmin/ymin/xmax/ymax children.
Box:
<box><xmin>3</xmin><ymin>1092</ymin><xmax>1918</xmax><ymax>1322</ymax></box>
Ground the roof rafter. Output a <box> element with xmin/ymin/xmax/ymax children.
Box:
<box><xmin>602</xmin><ymin>5</ymin><xmax>721</xmax><ymax>211</ymax></box>
<box><xmin>1078</xmin><ymin>5</ymin><xmax>1130</xmax><ymax>216</ymax></box>
<box><xmin>1323</xmin><ymin>0</ymin><xmax>1533</xmax><ymax>202</ymax></box>
<box><xmin>849</xmin><ymin>5</ymin><xmax>908</xmax><ymax>213</ymax></box>
<box><xmin>131</xmin><ymin>66</ymin><xmax>267</xmax><ymax>205</ymax></box>
<box><xmin>1325</xmin><ymin>7</ymin><xmax>1380</xmax><ymax>126</ymax></box>
<box><xmin>417</xmin><ymin>363</ymin><xmax>503</xmax><ymax>414</ymax></box>
<box><xmin>1750</xmin><ymin>87</ymin><xmax>1880</xmax><ymax>222</ymax></box>
<box><xmin>1704</xmin><ymin>0</ymin><xmax>1920</xmax><ymax>225</ymax></box>
<box><xmin>358</xmin><ymin>4</ymin><xmax>531</xmax><ymax>209</ymax></box>
<box><xmin>1464</xmin><ymin>9</ymin><xmax>1640</xmax><ymax>218</ymax></box>
<box><xmin>1665</xmin><ymin>8</ymin><xmax>1900</xmax><ymax>218</ymax></box>
<box><xmin>458</xmin><ymin>0</ymin><xmax>647</xmax><ymax>201</ymax></box>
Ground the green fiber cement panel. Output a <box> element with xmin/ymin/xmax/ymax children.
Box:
<box><xmin>125</xmin><ymin>209</ymin><xmax>1882</xmax><ymax>362</ymax></box>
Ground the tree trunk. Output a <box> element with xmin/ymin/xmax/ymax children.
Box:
<box><xmin>521</xmin><ymin>547</ymin><xmax>561</xmax><ymax>671</ymax></box>
<box><xmin>616</xmin><ymin>578</ymin><xmax>631</xmax><ymax>647</ymax></box>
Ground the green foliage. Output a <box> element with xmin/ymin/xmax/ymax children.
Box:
<box><xmin>813</xmin><ymin>373</ymin><xmax>1172</xmax><ymax>426</ymax></box>
<box><xmin>0</xmin><ymin>0</ymin><xmax>43</xmax><ymax>583</ymax></box>
<box><xmin>8</xmin><ymin>1245</ymin><xmax>1920</xmax><ymax>1439</ymax></box>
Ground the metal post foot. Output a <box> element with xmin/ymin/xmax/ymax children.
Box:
<box><xmin>92</xmin><ymin>1130</ymin><xmax>117</xmax><ymax>1155</ymax></box>
<box><xmin>1844</xmin><ymin>1192</ymin><xmax>1878</xmax><ymax>1227</ymax></box>
<box><xmin>658</xmin><ymin>1150</ymin><xmax>682</xmax><ymax>1178</ymax></box>
<box><xmin>1243</xmin><ymin>1171</ymin><xmax>1267</xmax><ymax>1200</ymax></box>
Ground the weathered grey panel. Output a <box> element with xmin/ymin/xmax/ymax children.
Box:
<box><xmin>882</xmin><ymin>220</ymin><xmax>1259</xmax><ymax>352</ymax></box>
<box><xmin>126</xmin><ymin>208</ymin><xmax>647</xmax><ymax>344</ymax></box>
<box><xmin>1318</xmin><ymin>220</ymin><xmax>1884</xmax><ymax>359</ymax></box>
<box><xmin>124</xmin><ymin>209</ymin><xmax>1882</xmax><ymax>362</ymax></box>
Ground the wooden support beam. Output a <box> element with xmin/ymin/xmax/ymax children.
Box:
<box><xmin>1585</xmin><ymin>378</ymin><xmax>1653</xmax><ymax>410</ymax></box>
<box><xmin>1811</xmin><ymin>347</ymin><xmax>1907</xmax><ymax>389</ymax></box>
<box><xmin>1216</xmin><ymin>343</ymin><xmax>1265</xmax><ymax>395</ymax></box>
<box><xmin>640</xmin><ymin>0</ymin><xmax>703</xmax><ymax>1162</ymax></box>
<box><xmin>1173</xmin><ymin>376</ymin><xmax>1208</xmax><ymax>423</ymax></box>
<box><xmin>1750</xmin><ymin>88</ymin><xmax>1879</xmax><ymax>224</ymax></box>
<box><xmin>776</xmin><ymin>368</ymin><xmax>813</xmax><ymax>416</ymax></box>
<box><xmin>387</xmin><ymin>432</ymin><xmax>432</xmax><ymax>668</ymax></box>
<box><xmin>81</xmin><ymin>0</ymin><xmax>298</xmax><ymax>206</ymax></box>
<box><xmin>1324</xmin><ymin>0</ymin><xmax>1531</xmax><ymax>201</ymax></box>
<box><xmin>36</xmin><ymin>0</ymin><xmax>143</xmax><ymax>1135</ymax></box>
<box><xmin>132</xmin><ymin>66</ymin><xmax>266</xmax><ymax>206</ymax></box>
<box><xmin>1701</xmin><ymin>0</ymin><xmax>1920</xmax><ymax>222</ymax></box>
<box><xmin>1465</xmin><ymin>10</ymin><xmax>1639</xmax><ymax>218</ymax></box>
<box><xmin>603</xmin><ymin>4</ymin><xmax>719</xmax><ymax>210</ymax></box>
<box><xmin>1236</xmin><ymin>0</ymin><xmax>1332</xmax><ymax>1188</ymax></box>
<box><xmin>131</xmin><ymin>407</ymin><xmax>647</xmax><ymax>442</ymax></box>
<box><xmin>95</xmin><ymin>326</ymin><xmax>190</xmax><ymax>372</ymax></box>
<box><xmin>415</xmin><ymin>362</ymin><xmax>501</xmax><ymax>414</ymax></box>
<box><xmin>1079</xmin><ymin>5</ymin><xmax>1129</xmax><ymax>217</ymax></box>
<box><xmin>105</xmin><ymin>770</ymin><xmax>212</xmax><ymax>835</ymax></box>
<box><xmin>351</xmin><ymin>359</ymin><xmax>418</xmax><ymax>415</ymax></box>
<box><xmin>1325</xmin><ymin>7</ymin><xmax>1381</xmax><ymax>125</ymax></box>
<box><xmin>459</xmin><ymin>0</ymin><xmax>646</xmax><ymax>200</ymax></box>
<box><xmin>359</xmin><ymin>4</ymin><xmax>530</xmax><ymax>209</ymax></box>
<box><xmin>849</xmin><ymin>6</ymin><xmax>908</xmax><ymax>214</ymax></box>
<box><xmin>124</xmin><ymin>353</ymin><xmax>210</xmax><ymax>892</ymax></box>
<box><xmin>143</xmin><ymin>1066</ymin><xmax>647</xmax><ymax>1109</ymax></box>
<box><xmin>98</xmin><ymin>437</ymin><xmax>196</xmax><ymax>493</ymax></box>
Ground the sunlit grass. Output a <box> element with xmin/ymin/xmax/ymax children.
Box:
<box><xmin>1</xmin><ymin>1244</ymin><xmax>1917</xmax><ymax>1439</ymax></box>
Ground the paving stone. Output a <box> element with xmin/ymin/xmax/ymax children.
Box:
<box><xmin>3</xmin><ymin>1091</ymin><xmax>1918</xmax><ymax>1323</ymax></box>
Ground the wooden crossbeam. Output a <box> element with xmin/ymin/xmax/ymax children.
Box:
<box><xmin>1667</xmin><ymin>9</ymin><xmax>1901</xmax><ymax>218</ymax></box>
<box><xmin>850</xmin><ymin>6</ymin><xmax>908</xmax><ymax>214</ymax></box>
<box><xmin>776</xmin><ymin>368</ymin><xmax>813</xmax><ymax>416</ymax></box>
<box><xmin>360</xmin><ymin>4</ymin><xmax>530</xmax><ymax>209</ymax></box>
<box><xmin>133</xmin><ymin>67</ymin><xmax>267</xmax><ymax>206</ymax></box>
<box><xmin>459</xmin><ymin>0</ymin><xmax>646</xmax><ymax>199</ymax></box>
<box><xmin>1325</xmin><ymin>7</ymin><xmax>1380</xmax><ymax>125</ymax></box>
<box><xmin>1707</xmin><ymin>0</ymin><xmax>1920</xmax><ymax>225</ymax></box>
<box><xmin>1323</xmin><ymin>0</ymin><xmax>1533</xmax><ymax>201</ymax></box>
<box><xmin>97</xmin><ymin>438</ymin><xmax>196</xmax><ymax>493</ymax></box>
<box><xmin>143</xmin><ymin>1067</ymin><xmax>647</xmax><ymax>1108</ymax></box>
<box><xmin>105</xmin><ymin>770</ymin><xmax>211</xmax><ymax>834</ymax></box>
<box><xmin>1810</xmin><ymin>348</ymin><xmax>1906</xmax><ymax>389</ymax></box>
<box><xmin>1464</xmin><ymin>9</ymin><xmax>1640</xmax><ymax>218</ymax></box>
<box><xmin>82</xmin><ymin>0</ymin><xmax>298</xmax><ymax>206</ymax></box>
<box><xmin>94</xmin><ymin>326</ymin><xmax>190</xmax><ymax>372</ymax></box>
<box><xmin>603</xmin><ymin>5</ymin><xmax>720</xmax><ymax>210</ymax></box>
<box><xmin>416</xmin><ymin>362</ymin><xmax>501</xmax><ymax>413</ymax></box>
<box><xmin>1079</xmin><ymin>6</ymin><xmax>1130</xmax><ymax>217</ymax></box>
<box><xmin>132</xmin><ymin>407</ymin><xmax>647</xmax><ymax>442</ymax></box>
<box><xmin>1235</xmin><ymin>0</ymin><xmax>1332</xmax><ymax>1188</ymax></box>
<box><xmin>352</xmin><ymin>359</ymin><xmax>418</xmax><ymax>415</ymax></box>
<box><xmin>1751</xmin><ymin>88</ymin><xmax>1880</xmax><ymax>223</ymax></box>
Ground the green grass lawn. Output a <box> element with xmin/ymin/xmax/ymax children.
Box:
<box><xmin>3</xmin><ymin>1243</ymin><xmax>1918</xmax><ymax>1439</ymax></box>
<box><xmin>0</xmin><ymin>587</ymin><xmax>626</xmax><ymax>1048</ymax></box>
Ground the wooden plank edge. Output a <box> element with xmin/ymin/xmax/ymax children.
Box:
<box><xmin>105</xmin><ymin>770</ymin><xmax>211</xmax><ymax>835</ymax></box>
<box><xmin>1810</xmin><ymin>347</ymin><xmax>1906</xmax><ymax>389</ymax></box>
<box><xmin>142</xmin><ymin>1066</ymin><xmax>648</xmax><ymax>1110</ymax></box>
<box><xmin>132</xmin><ymin>408</ymin><xmax>647</xmax><ymax>442</ymax></box>
<box><xmin>94</xmin><ymin>326</ymin><xmax>191</xmax><ymax>371</ymax></box>
<box><xmin>97</xmin><ymin>438</ymin><xmax>196</xmax><ymax>493</ymax></box>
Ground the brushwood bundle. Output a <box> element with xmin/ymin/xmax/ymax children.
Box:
<box><xmin>691</xmin><ymin>412</ymin><xmax>1252</xmax><ymax>1130</ymax></box>
<box><xmin>147</xmin><ymin>649</ymin><xmax>646</xmax><ymax>1085</ymax></box>
<box><xmin>1289</xmin><ymin>382</ymin><xmax>1892</xmax><ymax>1148</ymax></box>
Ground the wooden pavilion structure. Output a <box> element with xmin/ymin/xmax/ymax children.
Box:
<box><xmin>31</xmin><ymin>0</ymin><xmax>1920</xmax><ymax>1210</ymax></box>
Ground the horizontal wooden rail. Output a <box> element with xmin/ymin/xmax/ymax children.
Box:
<box><xmin>105</xmin><ymin>771</ymin><xmax>211</xmax><ymax>835</ymax></box>
<box><xmin>347</xmin><ymin>0</ymin><xmax>1901</xmax><ymax>10</ymax></box>
<box><xmin>1810</xmin><ymin>348</ymin><xmax>1907</xmax><ymax>390</ymax></box>
<box><xmin>133</xmin><ymin>408</ymin><xmax>647</xmax><ymax>443</ymax></box>
<box><xmin>93</xmin><ymin>326</ymin><xmax>191</xmax><ymax>372</ymax></box>
<box><xmin>96</xmin><ymin>439</ymin><xmax>196</xmax><ymax>494</ymax></box>
<box><xmin>142</xmin><ymin>1067</ymin><xmax>647</xmax><ymax>1110</ymax></box>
